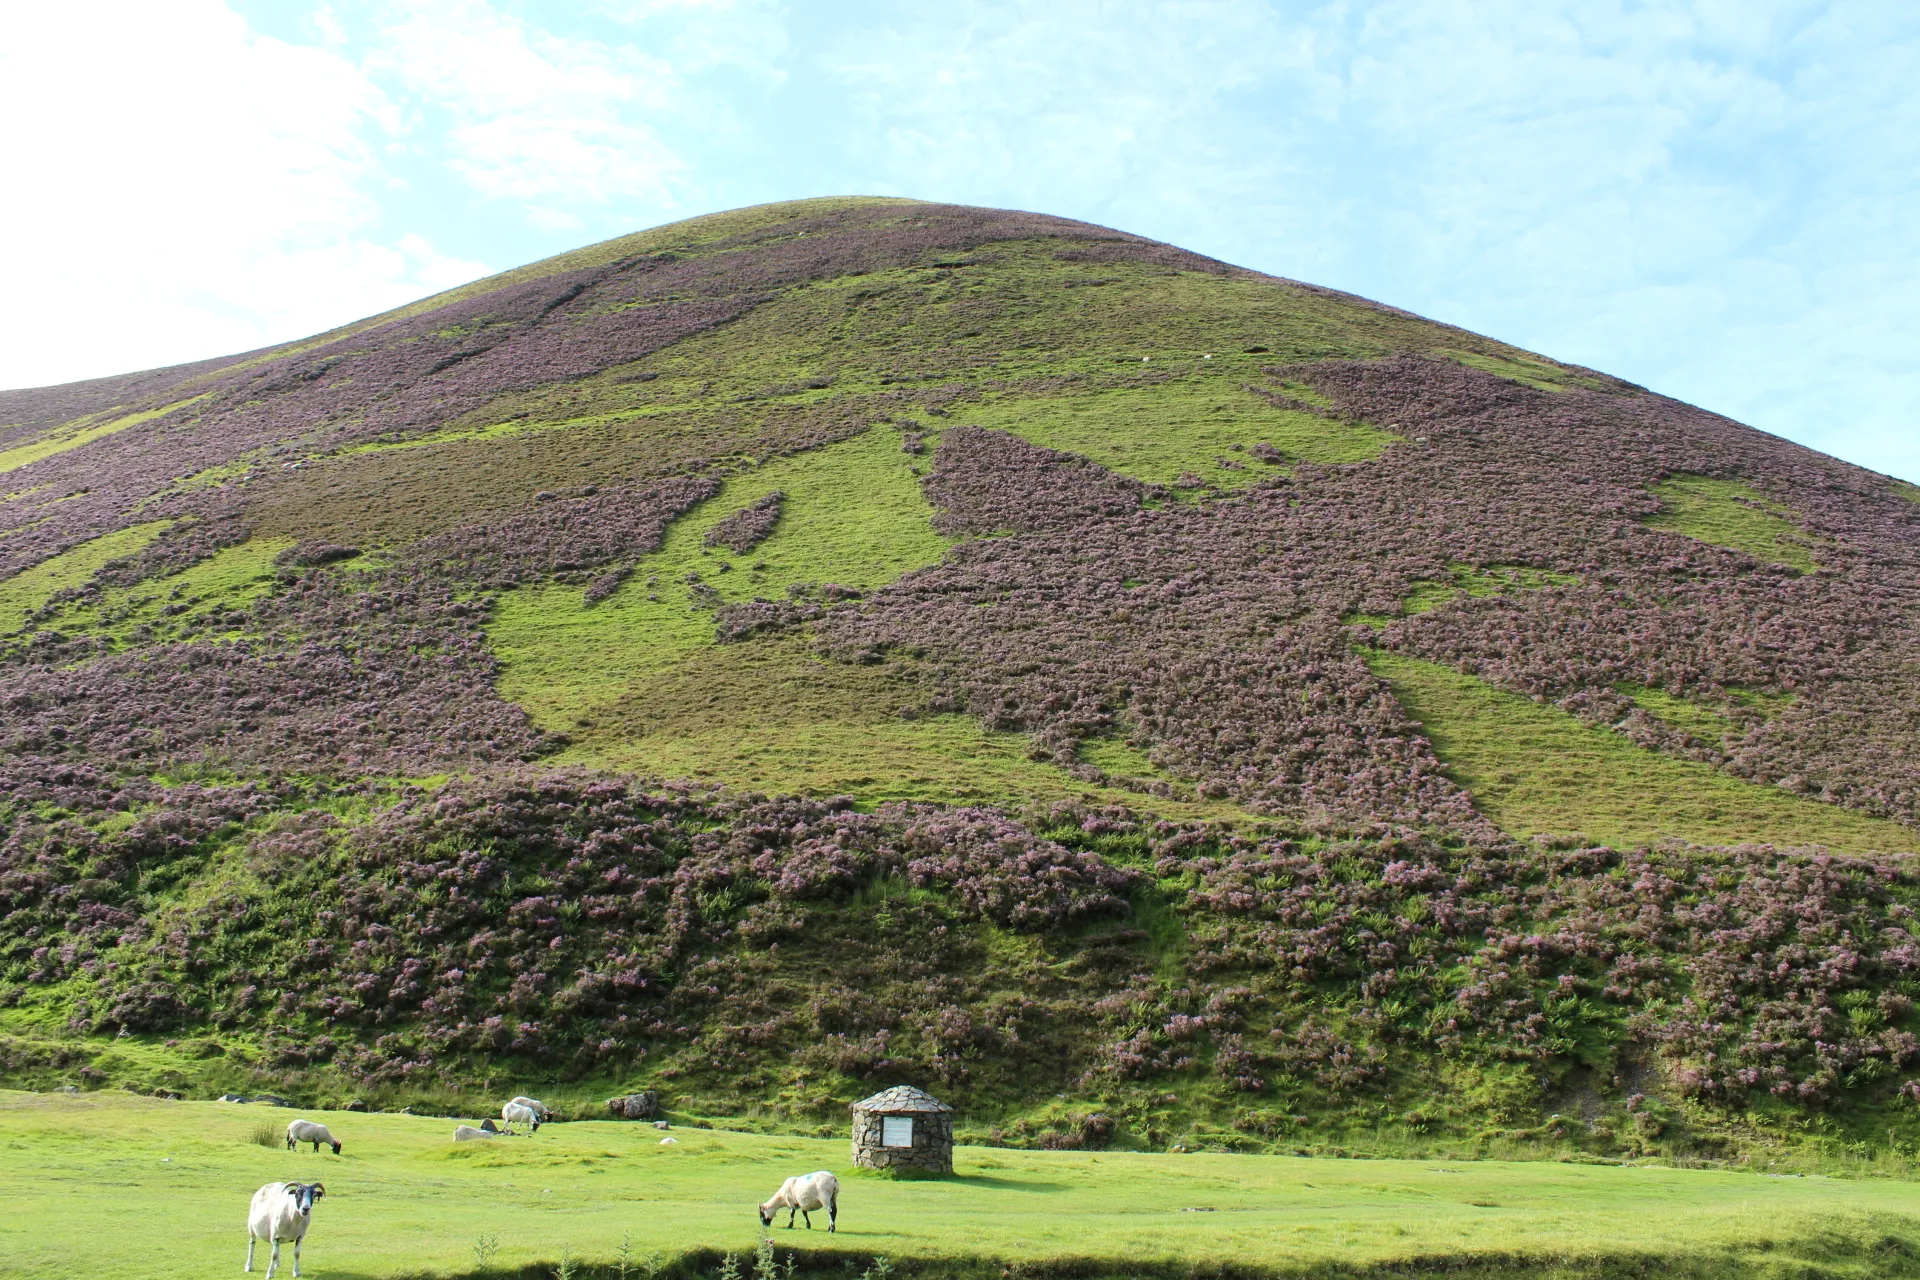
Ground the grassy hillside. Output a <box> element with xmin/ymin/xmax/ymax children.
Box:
<box><xmin>5</xmin><ymin>198</ymin><xmax>1920</xmax><ymax>1181</ymax></box>
<box><xmin>1365</xmin><ymin>651</ymin><xmax>1920</xmax><ymax>853</ymax></box>
<box><xmin>10</xmin><ymin>1091</ymin><xmax>1920</xmax><ymax>1280</ymax></box>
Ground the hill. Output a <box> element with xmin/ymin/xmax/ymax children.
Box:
<box><xmin>4</xmin><ymin>197</ymin><xmax>1920</xmax><ymax>1165</ymax></box>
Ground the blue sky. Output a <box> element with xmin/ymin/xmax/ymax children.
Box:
<box><xmin>2</xmin><ymin>1</ymin><xmax>1915</xmax><ymax>480</ymax></box>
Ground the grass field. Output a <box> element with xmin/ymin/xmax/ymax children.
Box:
<box><xmin>1366</xmin><ymin>651</ymin><xmax>1920</xmax><ymax>853</ymax></box>
<box><xmin>7</xmin><ymin>1091</ymin><xmax>1920</xmax><ymax>1280</ymax></box>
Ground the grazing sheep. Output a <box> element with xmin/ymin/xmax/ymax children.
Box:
<box><xmin>246</xmin><ymin>1181</ymin><xmax>323</xmax><ymax>1278</ymax></box>
<box><xmin>759</xmin><ymin>1170</ymin><xmax>838</xmax><ymax>1233</ymax></box>
<box><xmin>502</xmin><ymin>1101</ymin><xmax>540</xmax><ymax>1134</ymax></box>
<box><xmin>508</xmin><ymin>1095</ymin><xmax>551</xmax><ymax>1121</ymax></box>
<box><xmin>285</xmin><ymin>1119</ymin><xmax>340</xmax><ymax>1155</ymax></box>
<box><xmin>453</xmin><ymin>1125</ymin><xmax>496</xmax><ymax>1142</ymax></box>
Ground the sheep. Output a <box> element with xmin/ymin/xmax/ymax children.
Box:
<box><xmin>501</xmin><ymin>1101</ymin><xmax>541</xmax><ymax>1134</ymax></box>
<box><xmin>758</xmin><ymin>1170</ymin><xmax>838</xmax><ymax>1233</ymax></box>
<box><xmin>452</xmin><ymin>1125</ymin><xmax>496</xmax><ymax>1142</ymax></box>
<box><xmin>245</xmin><ymin>1181</ymin><xmax>323</xmax><ymax>1278</ymax></box>
<box><xmin>285</xmin><ymin>1119</ymin><xmax>340</xmax><ymax>1155</ymax></box>
<box><xmin>508</xmin><ymin>1095</ymin><xmax>551</xmax><ymax>1122</ymax></box>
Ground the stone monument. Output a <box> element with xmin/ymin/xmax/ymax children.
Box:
<box><xmin>850</xmin><ymin>1085</ymin><xmax>952</xmax><ymax>1174</ymax></box>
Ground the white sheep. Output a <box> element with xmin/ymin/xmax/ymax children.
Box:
<box><xmin>758</xmin><ymin>1170</ymin><xmax>838</xmax><ymax>1232</ymax></box>
<box><xmin>508</xmin><ymin>1095</ymin><xmax>551</xmax><ymax>1121</ymax></box>
<box><xmin>452</xmin><ymin>1125</ymin><xmax>496</xmax><ymax>1142</ymax></box>
<box><xmin>285</xmin><ymin>1119</ymin><xmax>340</xmax><ymax>1155</ymax></box>
<box><xmin>501</xmin><ymin>1101</ymin><xmax>541</xmax><ymax>1134</ymax></box>
<box><xmin>245</xmin><ymin>1181</ymin><xmax>323</xmax><ymax>1278</ymax></box>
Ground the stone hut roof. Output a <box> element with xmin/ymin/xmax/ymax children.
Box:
<box><xmin>851</xmin><ymin>1086</ymin><xmax>951</xmax><ymax>1114</ymax></box>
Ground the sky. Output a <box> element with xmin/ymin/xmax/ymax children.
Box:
<box><xmin>1</xmin><ymin>2</ymin><xmax>1915</xmax><ymax>480</ymax></box>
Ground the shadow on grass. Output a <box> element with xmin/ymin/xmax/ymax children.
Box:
<box><xmin>945</xmin><ymin>1173</ymin><xmax>1070</xmax><ymax>1192</ymax></box>
<box><xmin>413</xmin><ymin>1219</ymin><xmax>1920</xmax><ymax>1280</ymax></box>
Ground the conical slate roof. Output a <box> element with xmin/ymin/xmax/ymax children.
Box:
<box><xmin>851</xmin><ymin>1085</ymin><xmax>950</xmax><ymax>1113</ymax></box>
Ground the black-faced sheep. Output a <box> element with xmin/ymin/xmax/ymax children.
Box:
<box><xmin>285</xmin><ymin>1119</ymin><xmax>340</xmax><ymax>1155</ymax></box>
<box><xmin>246</xmin><ymin>1181</ymin><xmax>324</xmax><ymax>1278</ymax></box>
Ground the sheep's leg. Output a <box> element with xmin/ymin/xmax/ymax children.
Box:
<box><xmin>264</xmin><ymin>1239</ymin><xmax>280</xmax><ymax>1280</ymax></box>
<box><xmin>829</xmin><ymin>1197</ymin><xmax>837</xmax><ymax>1233</ymax></box>
<box><xmin>786</xmin><ymin>1206</ymin><xmax>797</xmax><ymax>1228</ymax></box>
<box><xmin>246</xmin><ymin>1234</ymin><xmax>256</xmax><ymax>1272</ymax></box>
<box><xmin>292</xmin><ymin>1237</ymin><xmax>301</xmax><ymax>1278</ymax></box>
<box><xmin>802</xmin><ymin>1209</ymin><xmax>813</xmax><ymax>1230</ymax></box>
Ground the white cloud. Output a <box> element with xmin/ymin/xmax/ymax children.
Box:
<box><xmin>361</xmin><ymin>0</ymin><xmax>698</xmax><ymax>218</ymax></box>
<box><xmin>0</xmin><ymin>2</ymin><xmax>487</xmax><ymax>391</ymax></box>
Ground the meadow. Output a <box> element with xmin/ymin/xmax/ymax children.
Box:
<box><xmin>7</xmin><ymin>1091</ymin><xmax>1920</xmax><ymax>1280</ymax></box>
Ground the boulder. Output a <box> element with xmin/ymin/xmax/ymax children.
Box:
<box><xmin>607</xmin><ymin>1091</ymin><xmax>660</xmax><ymax>1120</ymax></box>
<box><xmin>344</xmin><ymin>1099</ymin><xmax>369</xmax><ymax>1112</ymax></box>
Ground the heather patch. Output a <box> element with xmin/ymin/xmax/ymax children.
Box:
<box><xmin>1643</xmin><ymin>474</ymin><xmax>1819</xmax><ymax>572</ymax></box>
<box><xmin>11</xmin><ymin>772</ymin><xmax>1920</xmax><ymax>1161</ymax></box>
<box><xmin>410</xmin><ymin>476</ymin><xmax>721</xmax><ymax>590</ymax></box>
<box><xmin>703</xmin><ymin>490</ymin><xmax>784</xmax><ymax>553</ymax></box>
<box><xmin>920</xmin><ymin>426</ymin><xmax>1152</xmax><ymax>535</ymax></box>
<box><xmin>0</xmin><ymin>567</ymin><xmax>547</xmax><ymax>774</ymax></box>
<box><xmin>0</xmin><ymin>397</ymin><xmax>207</xmax><ymax>476</ymax></box>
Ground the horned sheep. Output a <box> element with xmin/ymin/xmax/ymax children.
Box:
<box><xmin>245</xmin><ymin>1181</ymin><xmax>324</xmax><ymax>1278</ymax></box>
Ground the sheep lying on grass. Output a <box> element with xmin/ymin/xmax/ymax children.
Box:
<box><xmin>452</xmin><ymin>1125</ymin><xmax>496</xmax><ymax>1142</ymax></box>
<box><xmin>246</xmin><ymin>1181</ymin><xmax>323</xmax><ymax>1278</ymax></box>
<box><xmin>285</xmin><ymin>1119</ymin><xmax>340</xmax><ymax>1155</ymax></box>
<box><xmin>759</xmin><ymin>1171</ymin><xmax>838</xmax><ymax>1232</ymax></box>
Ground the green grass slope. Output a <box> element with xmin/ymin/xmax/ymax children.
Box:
<box><xmin>1366</xmin><ymin>652</ymin><xmax>1920</xmax><ymax>853</ymax></box>
<box><xmin>1644</xmin><ymin>475</ymin><xmax>1821</xmax><ymax>572</ymax></box>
